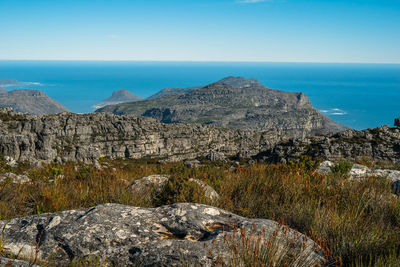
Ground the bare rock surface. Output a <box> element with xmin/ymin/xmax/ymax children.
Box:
<box><xmin>0</xmin><ymin>108</ymin><xmax>280</xmax><ymax>165</ymax></box>
<box><xmin>0</xmin><ymin>257</ymin><xmax>39</xmax><ymax>267</ymax></box>
<box><xmin>261</xmin><ymin>125</ymin><xmax>400</xmax><ymax>164</ymax></box>
<box><xmin>0</xmin><ymin>203</ymin><xmax>325</xmax><ymax>266</ymax></box>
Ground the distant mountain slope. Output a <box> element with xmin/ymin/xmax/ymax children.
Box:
<box><xmin>0</xmin><ymin>87</ymin><xmax>6</xmax><ymax>94</ymax></box>
<box><xmin>92</xmin><ymin>89</ymin><xmax>144</xmax><ymax>109</ymax></box>
<box><xmin>96</xmin><ymin>77</ymin><xmax>347</xmax><ymax>138</ymax></box>
<box><xmin>0</xmin><ymin>90</ymin><xmax>69</xmax><ymax>115</ymax></box>
<box><xmin>147</xmin><ymin>87</ymin><xmax>198</xmax><ymax>100</ymax></box>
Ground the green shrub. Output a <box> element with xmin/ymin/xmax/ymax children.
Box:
<box><xmin>330</xmin><ymin>160</ymin><xmax>353</xmax><ymax>176</ymax></box>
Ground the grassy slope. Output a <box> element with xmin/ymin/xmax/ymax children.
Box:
<box><xmin>1</xmin><ymin>158</ymin><xmax>400</xmax><ymax>266</ymax></box>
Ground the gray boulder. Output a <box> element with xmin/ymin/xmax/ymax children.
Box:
<box><xmin>316</xmin><ymin>160</ymin><xmax>334</xmax><ymax>175</ymax></box>
<box><xmin>188</xmin><ymin>178</ymin><xmax>220</xmax><ymax>202</ymax></box>
<box><xmin>130</xmin><ymin>175</ymin><xmax>220</xmax><ymax>202</ymax></box>
<box><xmin>349</xmin><ymin>164</ymin><xmax>370</xmax><ymax>178</ymax></box>
<box><xmin>0</xmin><ymin>203</ymin><xmax>325</xmax><ymax>266</ymax></box>
<box><xmin>184</xmin><ymin>160</ymin><xmax>201</xmax><ymax>168</ymax></box>
<box><xmin>130</xmin><ymin>174</ymin><xmax>170</xmax><ymax>194</ymax></box>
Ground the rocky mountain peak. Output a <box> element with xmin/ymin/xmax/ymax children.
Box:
<box><xmin>0</xmin><ymin>86</ymin><xmax>6</xmax><ymax>94</ymax></box>
<box><xmin>217</xmin><ymin>76</ymin><xmax>263</xmax><ymax>88</ymax></box>
<box><xmin>111</xmin><ymin>89</ymin><xmax>139</xmax><ymax>98</ymax></box>
<box><xmin>92</xmin><ymin>89</ymin><xmax>144</xmax><ymax>109</ymax></box>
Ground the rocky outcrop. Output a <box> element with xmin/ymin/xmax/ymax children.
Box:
<box><xmin>0</xmin><ymin>203</ymin><xmax>325</xmax><ymax>266</ymax></box>
<box><xmin>0</xmin><ymin>90</ymin><xmax>69</xmax><ymax>115</ymax></box>
<box><xmin>0</xmin><ymin>108</ymin><xmax>280</xmax><ymax>165</ymax></box>
<box><xmin>92</xmin><ymin>89</ymin><xmax>144</xmax><ymax>109</ymax></box>
<box><xmin>259</xmin><ymin>125</ymin><xmax>400</xmax><ymax>164</ymax></box>
<box><xmin>0</xmin><ymin>87</ymin><xmax>6</xmax><ymax>94</ymax></box>
<box><xmin>395</xmin><ymin>117</ymin><xmax>400</xmax><ymax>128</ymax></box>
<box><xmin>130</xmin><ymin>175</ymin><xmax>220</xmax><ymax>202</ymax></box>
<box><xmin>97</xmin><ymin>77</ymin><xmax>346</xmax><ymax>138</ymax></box>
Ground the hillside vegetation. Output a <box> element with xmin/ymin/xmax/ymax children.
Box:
<box><xmin>1</xmin><ymin>157</ymin><xmax>400</xmax><ymax>266</ymax></box>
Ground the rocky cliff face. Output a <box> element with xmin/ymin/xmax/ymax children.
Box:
<box><xmin>0</xmin><ymin>108</ymin><xmax>281</xmax><ymax>165</ymax></box>
<box><xmin>0</xmin><ymin>90</ymin><xmax>69</xmax><ymax>115</ymax></box>
<box><xmin>97</xmin><ymin>77</ymin><xmax>347</xmax><ymax>138</ymax></box>
<box><xmin>258</xmin><ymin>125</ymin><xmax>400</xmax><ymax>164</ymax></box>
<box><xmin>92</xmin><ymin>89</ymin><xmax>144</xmax><ymax>109</ymax></box>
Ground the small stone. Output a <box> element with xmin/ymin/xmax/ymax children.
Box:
<box><xmin>184</xmin><ymin>160</ymin><xmax>201</xmax><ymax>168</ymax></box>
<box><xmin>316</xmin><ymin>160</ymin><xmax>334</xmax><ymax>175</ymax></box>
<box><xmin>4</xmin><ymin>156</ymin><xmax>17</xmax><ymax>167</ymax></box>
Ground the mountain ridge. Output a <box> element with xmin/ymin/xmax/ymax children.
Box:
<box><xmin>97</xmin><ymin>77</ymin><xmax>347</xmax><ymax>138</ymax></box>
<box><xmin>0</xmin><ymin>89</ymin><xmax>69</xmax><ymax>115</ymax></box>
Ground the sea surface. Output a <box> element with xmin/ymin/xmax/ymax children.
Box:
<box><xmin>0</xmin><ymin>61</ymin><xmax>399</xmax><ymax>130</ymax></box>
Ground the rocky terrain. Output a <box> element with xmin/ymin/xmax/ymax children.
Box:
<box><xmin>0</xmin><ymin>90</ymin><xmax>69</xmax><ymax>115</ymax></box>
<box><xmin>0</xmin><ymin>203</ymin><xmax>325</xmax><ymax>266</ymax></box>
<box><xmin>92</xmin><ymin>89</ymin><xmax>144</xmax><ymax>109</ymax></box>
<box><xmin>1</xmin><ymin>107</ymin><xmax>400</xmax><ymax>167</ymax></box>
<box><xmin>0</xmin><ymin>87</ymin><xmax>6</xmax><ymax>94</ymax></box>
<box><xmin>97</xmin><ymin>77</ymin><xmax>346</xmax><ymax>138</ymax></box>
<box><xmin>0</xmin><ymin>108</ymin><xmax>280</xmax><ymax>166</ymax></box>
<box><xmin>259</xmin><ymin>124</ymin><xmax>400</xmax><ymax>164</ymax></box>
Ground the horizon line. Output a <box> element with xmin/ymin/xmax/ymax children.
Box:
<box><xmin>0</xmin><ymin>59</ymin><xmax>399</xmax><ymax>65</ymax></box>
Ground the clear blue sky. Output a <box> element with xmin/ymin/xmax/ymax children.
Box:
<box><xmin>0</xmin><ymin>0</ymin><xmax>399</xmax><ymax>63</ymax></box>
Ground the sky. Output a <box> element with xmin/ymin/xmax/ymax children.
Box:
<box><xmin>0</xmin><ymin>0</ymin><xmax>399</xmax><ymax>63</ymax></box>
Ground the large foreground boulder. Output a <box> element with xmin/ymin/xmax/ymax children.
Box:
<box><xmin>0</xmin><ymin>203</ymin><xmax>325</xmax><ymax>266</ymax></box>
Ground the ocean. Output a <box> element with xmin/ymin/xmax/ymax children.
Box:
<box><xmin>0</xmin><ymin>60</ymin><xmax>399</xmax><ymax>130</ymax></box>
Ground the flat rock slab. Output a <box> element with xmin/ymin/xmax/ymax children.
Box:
<box><xmin>0</xmin><ymin>257</ymin><xmax>39</xmax><ymax>267</ymax></box>
<box><xmin>0</xmin><ymin>203</ymin><xmax>324</xmax><ymax>266</ymax></box>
